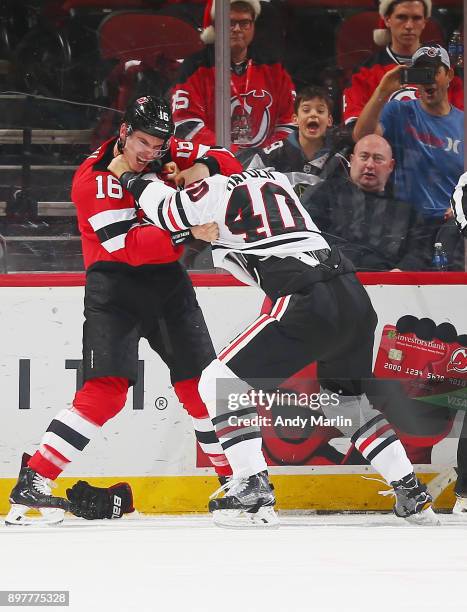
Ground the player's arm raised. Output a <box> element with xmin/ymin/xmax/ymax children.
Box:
<box><xmin>108</xmin><ymin>154</ymin><xmax>212</xmax><ymax>241</ymax></box>
<box><xmin>170</xmin><ymin>139</ymin><xmax>242</xmax><ymax>180</ymax></box>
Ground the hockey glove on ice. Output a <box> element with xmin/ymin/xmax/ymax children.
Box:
<box><xmin>66</xmin><ymin>480</ymin><xmax>134</xmax><ymax>520</ymax></box>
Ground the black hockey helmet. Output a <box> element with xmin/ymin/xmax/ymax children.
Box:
<box><xmin>123</xmin><ymin>95</ymin><xmax>174</xmax><ymax>140</ymax></box>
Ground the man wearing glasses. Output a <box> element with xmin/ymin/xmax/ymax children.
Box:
<box><xmin>171</xmin><ymin>0</ymin><xmax>295</xmax><ymax>149</ymax></box>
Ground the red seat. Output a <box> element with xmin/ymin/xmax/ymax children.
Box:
<box><xmin>335</xmin><ymin>11</ymin><xmax>445</xmax><ymax>76</ymax></box>
<box><xmin>91</xmin><ymin>11</ymin><xmax>203</xmax><ymax>147</ymax></box>
<box><xmin>62</xmin><ymin>0</ymin><xmax>151</xmax><ymax>11</ymax></box>
<box><xmin>287</xmin><ymin>0</ymin><xmax>460</xmax><ymax>6</ymax></box>
<box><xmin>335</xmin><ymin>11</ymin><xmax>379</xmax><ymax>75</ymax></box>
<box><xmin>287</xmin><ymin>0</ymin><xmax>374</xmax><ymax>7</ymax></box>
<box><xmin>98</xmin><ymin>11</ymin><xmax>203</xmax><ymax>63</ymax></box>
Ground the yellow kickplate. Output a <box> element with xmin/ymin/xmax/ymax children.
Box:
<box><xmin>0</xmin><ymin>473</ymin><xmax>455</xmax><ymax>516</ymax></box>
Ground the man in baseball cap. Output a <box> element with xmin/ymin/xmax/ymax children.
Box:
<box><xmin>343</xmin><ymin>1</ymin><xmax>463</xmax><ymax>126</ymax></box>
<box><xmin>353</xmin><ymin>40</ymin><xmax>463</xmax><ymax>228</ymax></box>
<box><xmin>408</xmin><ymin>45</ymin><xmax>453</xmax><ymax>109</ymax></box>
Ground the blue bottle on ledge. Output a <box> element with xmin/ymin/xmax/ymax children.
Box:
<box><xmin>432</xmin><ymin>242</ymin><xmax>448</xmax><ymax>271</ymax></box>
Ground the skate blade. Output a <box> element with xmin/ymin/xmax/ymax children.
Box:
<box><xmin>452</xmin><ymin>497</ymin><xmax>467</xmax><ymax>515</ymax></box>
<box><xmin>403</xmin><ymin>505</ymin><xmax>440</xmax><ymax>526</ymax></box>
<box><xmin>212</xmin><ymin>506</ymin><xmax>280</xmax><ymax>529</ymax></box>
<box><xmin>5</xmin><ymin>504</ymin><xmax>65</xmax><ymax>527</ymax></box>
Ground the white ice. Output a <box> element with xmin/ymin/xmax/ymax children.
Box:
<box><xmin>1</xmin><ymin>512</ymin><xmax>466</xmax><ymax>612</ymax></box>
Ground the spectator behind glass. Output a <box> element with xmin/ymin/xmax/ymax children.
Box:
<box><xmin>170</xmin><ymin>0</ymin><xmax>295</xmax><ymax>149</ymax></box>
<box><xmin>301</xmin><ymin>134</ymin><xmax>431</xmax><ymax>271</ymax></box>
<box><xmin>354</xmin><ymin>45</ymin><xmax>464</xmax><ymax>234</ymax></box>
<box><xmin>342</xmin><ymin>0</ymin><xmax>464</xmax><ymax>127</ymax></box>
<box><xmin>237</xmin><ymin>86</ymin><xmax>352</xmax><ymax>183</ymax></box>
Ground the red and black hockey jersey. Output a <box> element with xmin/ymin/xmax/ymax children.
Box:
<box><xmin>71</xmin><ymin>137</ymin><xmax>242</xmax><ymax>270</ymax></box>
<box><xmin>343</xmin><ymin>46</ymin><xmax>464</xmax><ymax>125</ymax></box>
<box><xmin>170</xmin><ymin>46</ymin><xmax>295</xmax><ymax>148</ymax></box>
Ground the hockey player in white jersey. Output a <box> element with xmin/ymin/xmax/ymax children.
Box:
<box><xmin>451</xmin><ymin>172</ymin><xmax>467</xmax><ymax>237</ymax></box>
<box><xmin>109</xmin><ymin>156</ymin><xmax>439</xmax><ymax>528</ymax></box>
<box><xmin>449</xmin><ymin>173</ymin><xmax>467</xmax><ymax>515</ymax></box>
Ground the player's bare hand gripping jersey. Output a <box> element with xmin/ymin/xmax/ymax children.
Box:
<box><xmin>131</xmin><ymin>169</ymin><xmax>330</xmax><ymax>286</ymax></box>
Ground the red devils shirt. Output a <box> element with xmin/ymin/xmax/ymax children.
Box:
<box><xmin>343</xmin><ymin>46</ymin><xmax>464</xmax><ymax>125</ymax></box>
<box><xmin>71</xmin><ymin>137</ymin><xmax>242</xmax><ymax>270</ymax></box>
<box><xmin>171</xmin><ymin>46</ymin><xmax>295</xmax><ymax>148</ymax></box>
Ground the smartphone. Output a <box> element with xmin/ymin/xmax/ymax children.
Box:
<box><xmin>400</xmin><ymin>66</ymin><xmax>436</xmax><ymax>85</ymax></box>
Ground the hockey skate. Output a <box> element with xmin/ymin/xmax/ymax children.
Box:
<box><xmin>5</xmin><ymin>455</ymin><xmax>69</xmax><ymax>526</ymax></box>
<box><xmin>217</xmin><ymin>475</ymin><xmax>231</xmax><ymax>487</ymax></box>
<box><xmin>452</xmin><ymin>496</ymin><xmax>467</xmax><ymax>515</ymax></box>
<box><xmin>391</xmin><ymin>473</ymin><xmax>440</xmax><ymax>525</ymax></box>
<box><xmin>452</xmin><ymin>474</ymin><xmax>467</xmax><ymax>515</ymax></box>
<box><xmin>208</xmin><ymin>470</ymin><xmax>279</xmax><ymax>529</ymax></box>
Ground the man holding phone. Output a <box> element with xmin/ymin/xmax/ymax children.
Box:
<box><xmin>342</xmin><ymin>0</ymin><xmax>463</xmax><ymax>126</ymax></box>
<box><xmin>399</xmin><ymin>64</ymin><xmax>436</xmax><ymax>86</ymax></box>
<box><xmin>353</xmin><ymin>45</ymin><xmax>464</xmax><ymax>228</ymax></box>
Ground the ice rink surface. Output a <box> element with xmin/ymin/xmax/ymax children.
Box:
<box><xmin>1</xmin><ymin>512</ymin><xmax>466</xmax><ymax>612</ymax></box>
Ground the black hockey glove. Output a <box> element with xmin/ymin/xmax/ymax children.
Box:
<box><xmin>66</xmin><ymin>480</ymin><xmax>134</xmax><ymax>520</ymax></box>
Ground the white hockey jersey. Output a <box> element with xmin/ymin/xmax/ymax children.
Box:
<box><xmin>451</xmin><ymin>171</ymin><xmax>467</xmax><ymax>237</ymax></box>
<box><xmin>135</xmin><ymin>169</ymin><xmax>330</xmax><ymax>286</ymax></box>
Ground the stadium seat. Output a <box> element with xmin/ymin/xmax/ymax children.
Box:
<box><xmin>287</xmin><ymin>0</ymin><xmax>374</xmax><ymax>7</ymax></box>
<box><xmin>62</xmin><ymin>0</ymin><xmax>153</xmax><ymax>12</ymax></box>
<box><xmin>91</xmin><ymin>11</ymin><xmax>203</xmax><ymax>146</ymax></box>
<box><xmin>98</xmin><ymin>10</ymin><xmax>203</xmax><ymax>64</ymax></box>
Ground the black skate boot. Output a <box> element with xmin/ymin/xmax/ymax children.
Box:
<box><xmin>452</xmin><ymin>495</ymin><xmax>467</xmax><ymax>515</ymax></box>
<box><xmin>391</xmin><ymin>472</ymin><xmax>439</xmax><ymax>525</ymax></box>
<box><xmin>5</xmin><ymin>454</ymin><xmax>70</xmax><ymax>526</ymax></box>
<box><xmin>209</xmin><ymin>470</ymin><xmax>278</xmax><ymax>528</ymax></box>
<box><xmin>210</xmin><ymin>476</ymin><xmax>231</xmax><ymax>502</ymax></box>
<box><xmin>453</xmin><ymin>471</ymin><xmax>467</xmax><ymax>516</ymax></box>
<box><xmin>217</xmin><ymin>474</ymin><xmax>274</xmax><ymax>490</ymax></box>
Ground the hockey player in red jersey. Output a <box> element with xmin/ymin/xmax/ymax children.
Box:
<box><xmin>6</xmin><ymin>96</ymin><xmax>241</xmax><ymax>525</ymax></box>
<box><xmin>107</xmin><ymin>158</ymin><xmax>440</xmax><ymax>529</ymax></box>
